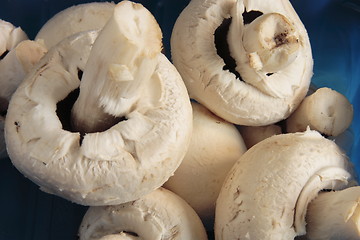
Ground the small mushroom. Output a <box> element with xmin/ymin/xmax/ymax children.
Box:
<box><xmin>78</xmin><ymin>187</ymin><xmax>208</xmax><ymax>240</ymax></box>
<box><xmin>215</xmin><ymin>129</ymin><xmax>355</xmax><ymax>239</ymax></box>
<box><xmin>164</xmin><ymin>101</ymin><xmax>247</xmax><ymax>229</ymax></box>
<box><xmin>5</xmin><ymin>1</ymin><xmax>192</xmax><ymax>206</ymax></box>
<box><xmin>35</xmin><ymin>1</ymin><xmax>115</xmax><ymax>49</ymax></box>
<box><xmin>171</xmin><ymin>0</ymin><xmax>313</xmax><ymax>126</ymax></box>
<box><xmin>286</xmin><ymin>87</ymin><xmax>354</xmax><ymax>137</ymax></box>
<box><xmin>237</xmin><ymin>124</ymin><xmax>282</xmax><ymax>148</ymax></box>
<box><xmin>305</xmin><ymin>186</ymin><xmax>360</xmax><ymax>240</ymax></box>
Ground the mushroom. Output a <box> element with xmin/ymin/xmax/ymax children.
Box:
<box><xmin>171</xmin><ymin>0</ymin><xmax>313</xmax><ymax>126</ymax></box>
<box><xmin>237</xmin><ymin>124</ymin><xmax>282</xmax><ymax>148</ymax></box>
<box><xmin>4</xmin><ymin>1</ymin><xmax>192</xmax><ymax>206</ymax></box>
<box><xmin>78</xmin><ymin>187</ymin><xmax>208</xmax><ymax>240</ymax></box>
<box><xmin>215</xmin><ymin>129</ymin><xmax>355</xmax><ymax>240</ymax></box>
<box><xmin>305</xmin><ymin>186</ymin><xmax>360</xmax><ymax>240</ymax></box>
<box><xmin>164</xmin><ymin>101</ymin><xmax>247</xmax><ymax>229</ymax></box>
<box><xmin>286</xmin><ymin>87</ymin><xmax>354</xmax><ymax>137</ymax></box>
<box><xmin>0</xmin><ymin>20</ymin><xmax>47</xmax><ymax>158</ymax></box>
<box><xmin>35</xmin><ymin>1</ymin><xmax>115</xmax><ymax>49</ymax></box>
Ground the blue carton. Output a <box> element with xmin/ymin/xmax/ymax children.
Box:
<box><xmin>0</xmin><ymin>0</ymin><xmax>359</xmax><ymax>239</ymax></box>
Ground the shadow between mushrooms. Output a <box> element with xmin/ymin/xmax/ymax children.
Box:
<box><xmin>4</xmin><ymin>1</ymin><xmax>193</xmax><ymax>206</ymax></box>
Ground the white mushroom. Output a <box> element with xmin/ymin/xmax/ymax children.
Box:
<box><xmin>5</xmin><ymin>1</ymin><xmax>192</xmax><ymax>206</ymax></box>
<box><xmin>164</xmin><ymin>101</ymin><xmax>247</xmax><ymax>229</ymax></box>
<box><xmin>286</xmin><ymin>87</ymin><xmax>354</xmax><ymax>137</ymax></box>
<box><xmin>35</xmin><ymin>2</ymin><xmax>115</xmax><ymax>49</ymax></box>
<box><xmin>78</xmin><ymin>187</ymin><xmax>208</xmax><ymax>240</ymax></box>
<box><xmin>215</xmin><ymin>129</ymin><xmax>355</xmax><ymax>240</ymax></box>
<box><xmin>0</xmin><ymin>19</ymin><xmax>28</xmax><ymax>54</ymax></box>
<box><xmin>0</xmin><ymin>20</ymin><xmax>47</xmax><ymax>158</ymax></box>
<box><xmin>0</xmin><ymin>39</ymin><xmax>47</xmax><ymax>102</ymax></box>
<box><xmin>171</xmin><ymin>0</ymin><xmax>313</xmax><ymax>126</ymax></box>
<box><xmin>305</xmin><ymin>186</ymin><xmax>360</xmax><ymax>240</ymax></box>
<box><xmin>237</xmin><ymin>124</ymin><xmax>282</xmax><ymax>148</ymax></box>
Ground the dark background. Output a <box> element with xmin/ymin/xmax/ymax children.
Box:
<box><xmin>0</xmin><ymin>0</ymin><xmax>359</xmax><ymax>239</ymax></box>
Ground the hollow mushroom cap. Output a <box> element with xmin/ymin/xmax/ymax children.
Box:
<box><xmin>5</xmin><ymin>2</ymin><xmax>192</xmax><ymax>206</ymax></box>
<box><xmin>215</xmin><ymin>129</ymin><xmax>355</xmax><ymax>240</ymax></box>
<box><xmin>78</xmin><ymin>187</ymin><xmax>208</xmax><ymax>240</ymax></box>
<box><xmin>35</xmin><ymin>2</ymin><xmax>115</xmax><ymax>49</ymax></box>
<box><xmin>171</xmin><ymin>0</ymin><xmax>313</xmax><ymax>126</ymax></box>
<box><xmin>164</xmin><ymin>101</ymin><xmax>247</xmax><ymax>229</ymax></box>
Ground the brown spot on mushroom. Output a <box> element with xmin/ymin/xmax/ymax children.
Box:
<box><xmin>14</xmin><ymin>121</ymin><xmax>20</xmax><ymax>132</ymax></box>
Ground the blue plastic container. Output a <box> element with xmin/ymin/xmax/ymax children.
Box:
<box><xmin>0</xmin><ymin>0</ymin><xmax>359</xmax><ymax>239</ymax></box>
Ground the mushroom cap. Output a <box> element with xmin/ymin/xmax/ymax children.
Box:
<box><xmin>78</xmin><ymin>187</ymin><xmax>208</xmax><ymax>240</ymax></box>
<box><xmin>286</xmin><ymin>87</ymin><xmax>354</xmax><ymax>137</ymax></box>
<box><xmin>215</xmin><ymin>129</ymin><xmax>354</xmax><ymax>240</ymax></box>
<box><xmin>164</xmin><ymin>101</ymin><xmax>247</xmax><ymax>229</ymax></box>
<box><xmin>5</xmin><ymin>29</ymin><xmax>193</xmax><ymax>206</ymax></box>
<box><xmin>35</xmin><ymin>2</ymin><xmax>115</xmax><ymax>49</ymax></box>
<box><xmin>171</xmin><ymin>0</ymin><xmax>313</xmax><ymax>126</ymax></box>
<box><xmin>0</xmin><ymin>19</ymin><xmax>28</xmax><ymax>54</ymax></box>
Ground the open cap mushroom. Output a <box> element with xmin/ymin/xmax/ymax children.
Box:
<box><xmin>305</xmin><ymin>186</ymin><xmax>360</xmax><ymax>240</ymax></box>
<box><xmin>35</xmin><ymin>1</ymin><xmax>115</xmax><ymax>49</ymax></box>
<box><xmin>215</xmin><ymin>129</ymin><xmax>355</xmax><ymax>239</ymax></box>
<box><xmin>171</xmin><ymin>0</ymin><xmax>313</xmax><ymax>126</ymax></box>
<box><xmin>286</xmin><ymin>87</ymin><xmax>354</xmax><ymax>137</ymax></box>
<box><xmin>4</xmin><ymin>1</ymin><xmax>193</xmax><ymax>206</ymax></box>
<box><xmin>164</xmin><ymin>101</ymin><xmax>247</xmax><ymax>229</ymax></box>
<box><xmin>78</xmin><ymin>187</ymin><xmax>208</xmax><ymax>240</ymax></box>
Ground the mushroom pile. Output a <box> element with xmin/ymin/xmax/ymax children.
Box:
<box><xmin>1</xmin><ymin>0</ymin><xmax>359</xmax><ymax>240</ymax></box>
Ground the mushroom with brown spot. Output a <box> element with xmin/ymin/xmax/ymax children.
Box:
<box><xmin>171</xmin><ymin>0</ymin><xmax>313</xmax><ymax>126</ymax></box>
<box><xmin>4</xmin><ymin>1</ymin><xmax>193</xmax><ymax>206</ymax></box>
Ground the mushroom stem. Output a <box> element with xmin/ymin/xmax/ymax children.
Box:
<box><xmin>230</xmin><ymin>11</ymin><xmax>300</xmax><ymax>73</ymax></box>
<box><xmin>71</xmin><ymin>1</ymin><xmax>162</xmax><ymax>134</ymax></box>
<box><xmin>305</xmin><ymin>186</ymin><xmax>360</xmax><ymax>240</ymax></box>
<box><xmin>286</xmin><ymin>87</ymin><xmax>354</xmax><ymax>137</ymax></box>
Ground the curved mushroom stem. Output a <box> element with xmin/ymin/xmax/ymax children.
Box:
<box><xmin>229</xmin><ymin>10</ymin><xmax>300</xmax><ymax>73</ymax></box>
<box><xmin>286</xmin><ymin>87</ymin><xmax>354</xmax><ymax>137</ymax></box>
<box><xmin>71</xmin><ymin>1</ymin><xmax>162</xmax><ymax>134</ymax></box>
<box><xmin>305</xmin><ymin>186</ymin><xmax>360</xmax><ymax>240</ymax></box>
